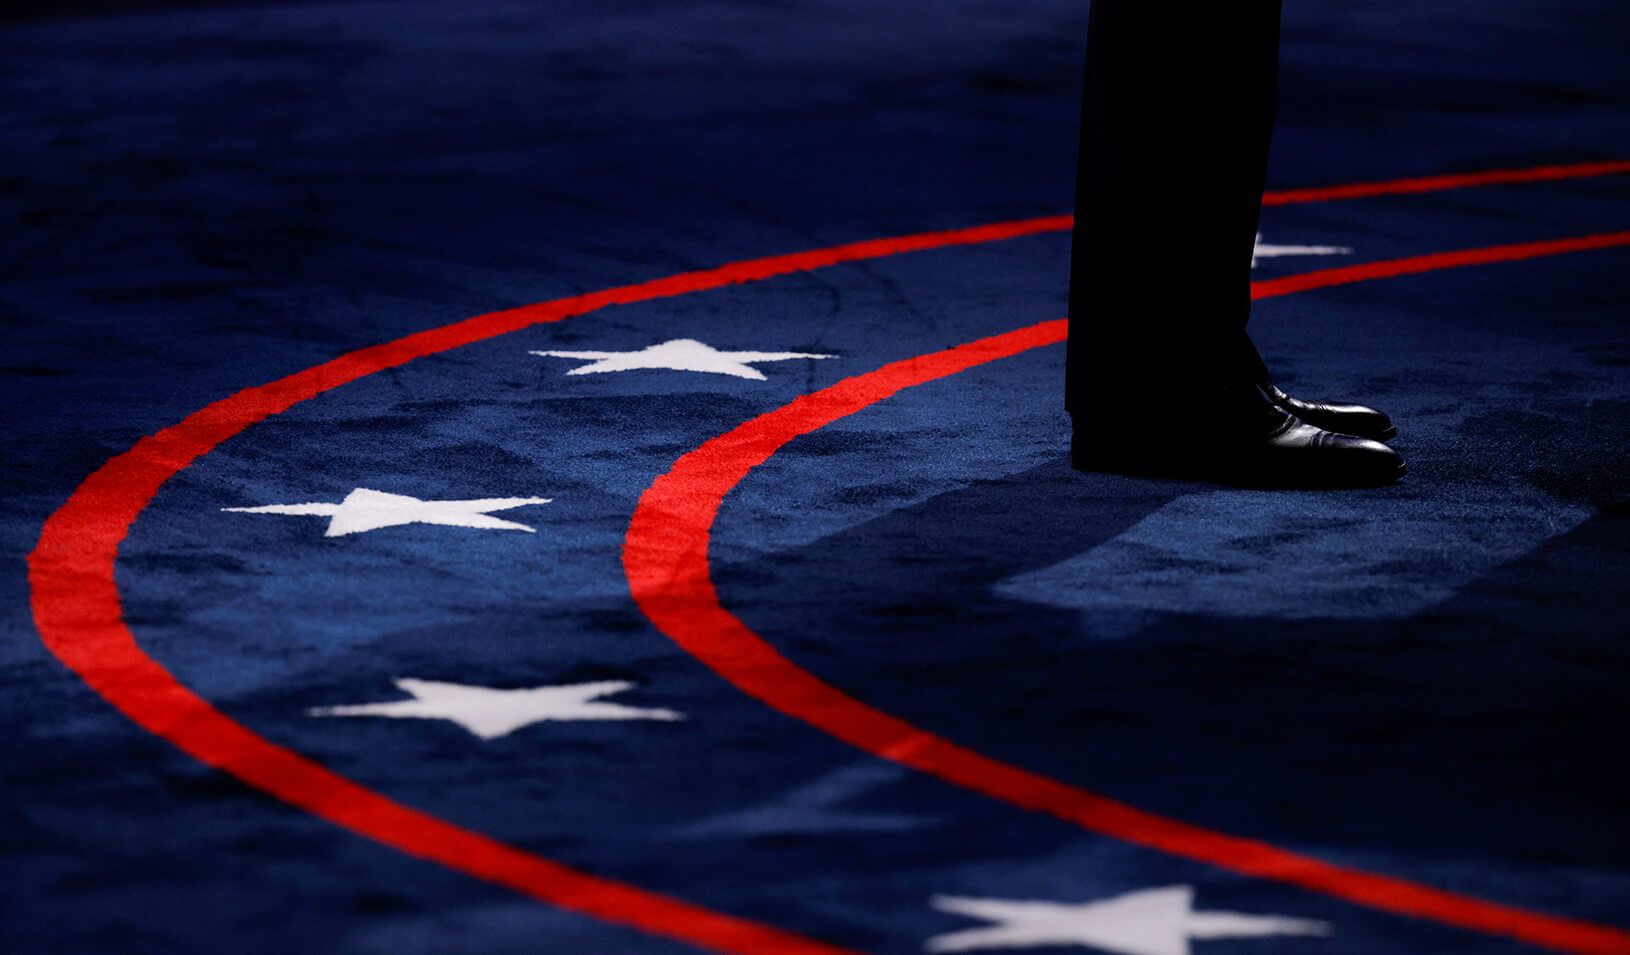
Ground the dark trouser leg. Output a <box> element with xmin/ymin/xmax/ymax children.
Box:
<box><xmin>1066</xmin><ymin>0</ymin><xmax>1284</xmax><ymax>440</ymax></box>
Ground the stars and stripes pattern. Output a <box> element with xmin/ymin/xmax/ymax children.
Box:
<box><xmin>206</xmin><ymin>312</ymin><xmax>1363</xmax><ymax>952</ymax></box>
<box><xmin>54</xmin><ymin>200</ymin><xmax>1630</xmax><ymax>954</ymax></box>
<box><xmin>15</xmin><ymin>0</ymin><xmax>1630</xmax><ymax>948</ymax></box>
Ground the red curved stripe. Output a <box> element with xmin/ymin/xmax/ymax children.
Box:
<box><xmin>30</xmin><ymin>505</ymin><xmax>865</xmax><ymax>950</ymax></box>
<box><xmin>24</xmin><ymin>160</ymin><xmax>1630</xmax><ymax>955</ymax></box>
<box><xmin>623</xmin><ymin>233</ymin><xmax>1630</xmax><ymax>954</ymax></box>
<box><xmin>1252</xmin><ymin>230</ymin><xmax>1630</xmax><ymax>299</ymax></box>
<box><xmin>1260</xmin><ymin>158</ymin><xmax>1630</xmax><ymax>207</ymax></box>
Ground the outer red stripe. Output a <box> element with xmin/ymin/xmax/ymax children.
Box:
<box><xmin>31</xmin><ymin>512</ymin><xmax>858</xmax><ymax>953</ymax></box>
<box><xmin>23</xmin><ymin>160</ymin><xmax>1630</xmax><ymax>955</ymax></box>
<box><xmin>1261</xmin><ymin>159</ymin><xmax>1630</xmax><ymax>206</ymax></box>
<box><xmin>623</xmin><ymin>236</ymin><xmax>1630</xmax><ymax>954</ymax></box>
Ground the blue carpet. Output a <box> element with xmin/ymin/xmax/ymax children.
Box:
<box><xmin>3</xmin><ymin>2</ymin><xmax>1628</xmax><ymax>953</ymax></box>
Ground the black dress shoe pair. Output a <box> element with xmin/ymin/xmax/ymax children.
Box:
<box><xmin>1072</xmin><ymin>384</ymin><xmax>1405</xmax><ymax>489</ymax></box>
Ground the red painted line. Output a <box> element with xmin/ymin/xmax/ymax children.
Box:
<box><xmin>1252</xmin><ymin>230</ymin><xmax>1630</xmax><ymax>299</ymax></box>
<box><xmin>22</xmin><ymin>160</ymin><xmax>1630</xmax><ymax>954</ymax></box>
<box><xmin>623</xmin><ymin>231</ymin><xmax>1630</xmax><ymax>955</ymax></box>
<box><xmin>31</xmin><ymin>536</ymin><xmax>862</xmax><ymax>952</ymax></box>
<box><xmin>1261</xmin><ymin>158</ymin><xmax>1630</xmax><ymax>207</ymax></box>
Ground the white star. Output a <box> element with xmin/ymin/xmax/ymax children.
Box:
<box><xmin>223</xmin><ymin>487</ymin><xmax>552</xmax><ymax>537</ymax></box>
<box><xmin>530</xmin><ymin>338</ymin><xmax>835</xmax><ymax>380</ymax></box>
<box><xmin>1252</xmin><ymin>232</ymin><xmax>1352</xmax><ymax>268</ymax></box>
<box><xmin>926</xmin><ymin>886</ymin><xmax>1330</xmax><ymax>955</ymax></box>
<box><xmin>308</xmin><ymin>678</ymin><xmax>684</xmax><ymax>740</ymax></box>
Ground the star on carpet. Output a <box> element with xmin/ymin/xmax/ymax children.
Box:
<box><xmin>224</xmin><ymin>487</ymin><xmax>552</xmax><ymax>537</ymax></box>
<box><xmin>308</xmin><ymin>678</ymin><xmax>684</xmax><ymax>739</ymax></box>
<box><xmin>530</xmin><ymin>338</ymin><xmax>835</xmax><ymax>380</ymax></box>
<box><xmin>926</xmin><ymin>886</ymin><xmax>1330</xmax><ymax>955</ymax></box>
<box><xmin>1252</xmin><ymin>232</ymin><xmax>1352</xmax><ymax>268</ymax></box>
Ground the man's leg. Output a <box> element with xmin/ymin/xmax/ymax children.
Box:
<box><xmin>1066</xmin><ymin>0</ymin><xmax>1281</xmax><ymax>426</ymax></box>
<box><xmin>1065</xmin><ymin>0</ymin><xmax>1402</xmax><ymax>485</ymax></box>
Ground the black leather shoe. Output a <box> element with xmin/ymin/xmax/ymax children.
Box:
<box><xmin>1265</xmin><ymin>384</ymin><xmax>1397</xmax><ymax>441</ymax></box>
<box><xmin>1072</xmin><ymin>412</ymin><xmax>1406</xmax><ymax>489</ymax></box>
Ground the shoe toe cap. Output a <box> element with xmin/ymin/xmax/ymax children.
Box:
<box><xmin>1332</xmin><ymin>432</ymin><xmax>1407</xmax><ymax>483</ymax></box>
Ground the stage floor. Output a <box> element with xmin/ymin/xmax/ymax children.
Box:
<box><xmin>4</xmin><ymin>2</ymin><xmax>1629</xmax><ymax>952</ymax></box>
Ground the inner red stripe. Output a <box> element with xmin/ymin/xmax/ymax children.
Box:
<box><xmin>623</xmin><ymin>234</ymin><xmax>1630</xmax><ymax>954</ymax></box>
<box><xmin>1253</xmin><ymin>230</ymin><xmax>1630</xmax><ymax>299</ymax></box>
<box><xmin>1261</xmin><ymin>158</ymin><xmax>1630</xmax><ymax>206</ymax></box>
